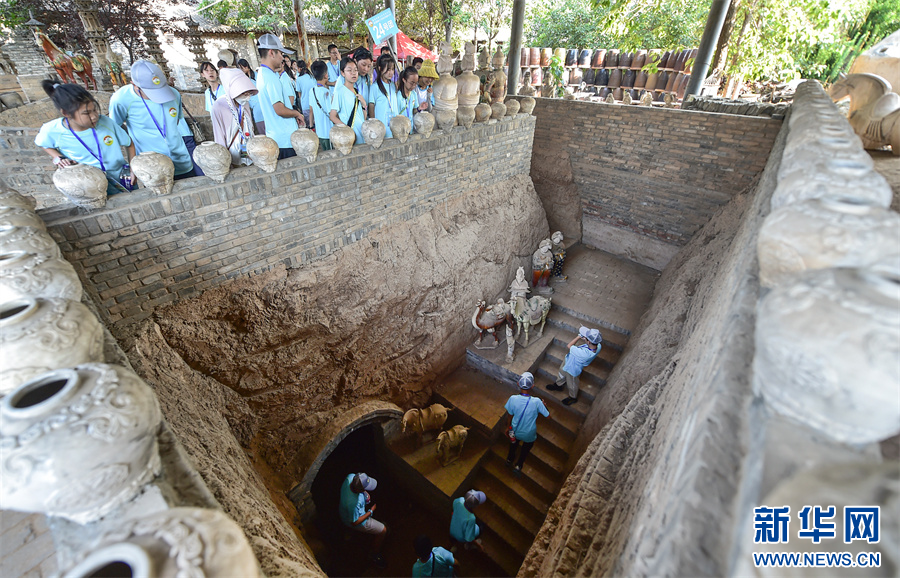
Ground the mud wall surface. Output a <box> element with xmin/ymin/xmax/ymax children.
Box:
<box><xmin>122</xmin><ymin>173</ymin><xmax>548</xmax><ymax>576</ymax></box>
<box><xmin>519</xmin><ymin>112</ymin><xmax>789</xmax><ymax>577</ymax></box>
<box><xmin>38</xmin><ymin>115</ymin><xmax>535</xmax><ymax>329</ymax></box>
<box><xmin>527</xmin><ymin>98</ymin><xmax>781</xmax><ymax>269</ymax></box>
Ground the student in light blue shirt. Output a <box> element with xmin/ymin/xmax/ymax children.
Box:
<box><xmin>109</xmin><ymin>59</ymin><xmax>195</xmax><ymax>178</ymax></box>
<box><xmin>255</xmin><ymin>33</ymin><xmax>305</xmax><ymax>159</ymax></box>
<box><xmin>325</xmin><ymin>44</ymin><xmax>341</xmax><ymax>87</ymax></box>
<box><xmin>412</xmin><ymin>535</ymin><xmax>457</xmax><ymax>577</ymax></box>
<box><xmin>372</xmin><ymin>59</ymin><xmax>419</xmax><ymax>139</ymax></box>
<box><xmin>36</xmin><ymin>81</ymin><xmax>136</xmax><ymax>195</ymax></box>
<box><xmin>201</xmin><ymin>62</ymin><xmax>223</xmax><ymax>112</ymax></box>
<box><xmin>330</xmin><ymin>57</ymin><xmax>367</xmax><ymax>145</ymax></box>
<box><xmin>546</xmin><ymin>327</ymin><xmax>601</xmax><ymax>405</ymax></box>
<box><xmin>295</xmin><ymin>62</ymin><xmax>316</xmax><ymax>127</ymax></box>
<box><xmin>339</xmin><ymin>473</ymin><xmax>388</xmax><ymax>569</ymax></box>
<box><xmin>449</xmin><ymin>489</ymin><xmax>485</xmax><ymax>550</ymax></box>
<box><xmin>308</xmin><ymin>60</ymin><xmax>333</xmax><ymax>150</ymax></box>
<box><xmin>505</xmin><ymin>372</ymin><xmax>550</xmax><ymax>473</ymax></box>
<box><xmin>238</xmin><ymin>58</ymin><xmax>266</xmax><ymax>134</ymax></box>
<box><xmin>353</xmin><ymin>48</ymin><xmax>374</xmax><ymax>114</ymax></box>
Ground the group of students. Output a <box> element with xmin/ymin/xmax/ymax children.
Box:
<box><xmin>35</xmin><ymin>34</ymin><xmax>441</xmax><ymax>195</ymax></box>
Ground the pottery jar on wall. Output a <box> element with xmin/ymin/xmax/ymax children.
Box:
<box><xmin>591</xmin><ymin>49</ymin><xmax>606</xmax><ymax>68</ymax></box>
<box><xmin>389</xmin><ymin>116</ymin><xmax>412</xmax><ymax>143</ymax></box>
<box><xmin>529</xmin><ymin>47</ymin><xmax>540</xmax><ymax>65</ymax></box>
<box><xmin>753</xmin><ymin>267</ymin><xmax>900</xmax><ymax>445</ymax></box>
<box><xmin>413</xmin><ymin>111</ymin><xmax>436</xmax><ymax>138</ymax></box>
<box><xmin>553</xmin><ymin>47</ymin><xmax>566</xmax><ymax>62</ymax></box>
<box><xmin>457</xmin><ymin>107</ymin><xmax>476</xmax><ymax>129</ymax></box>
<box><xmin>608</xmin><ymin>68</ymin><xmax>622</xmax><ymax>88</ymax></box>
<box><xmin>361</xmin><ymin>119</ymin><xmax>386</xmax><ymax>148</ymax></box>
<box><xmin>0</xmin><ymin>226</ymin><xmax>61</xmax><ymax>259</ymax></box>
<box><xmin>505</xmin><ymin>99</ymin><xmax>521</xmax><ymax>116</ymax></box>
<box><xmin>246</xmin><ymin>136</ymin><xmax>279</xmax><ymax>173</ymax></box>
<box><xmin>52</xmin><ymin>164</ymin><xmax>108</xmax><ymax>210</ymax></box>
<box><xmin>434</xmin><ymin>109</ymin><xmax>457</xmax><ymax>131</ymax></box>
<box><xmin>0</xmin><ymin>297</ymin><xmax>104</xmax><ymax>395</ymax></box>
<box><xmin>490</xmin><ymin>102</ymin><xmax>507</xmax><ymax>119</ymax></box>
<box><xmin>578</xmin><ymin>49</ymin><xmax>591</xmax><ymax>67</ymax></box>
<box><xmin>192</xmin><ymin>142</ymin><xmax>232</xmax><ymax>184</ymax></box>
<box><xmin>595</xmin><ymin>69</ymin><xmax>609</xmax><ymax>86</ymax></box>
<box><xmin>330</xmin><ymin>125</ymin><xmax>356</xmax><ymax>155</ymax></box>
<box><xmin>0</xmin><ymin>363</ymin><xmax>163</xmax><ymax>523</ymax></box>
<box><xmin>0</xmin><ymin>189</ymin><xmax>36</xmax><ymax>211</ymax></box>
<box><xmin>130</xmin><ymin>151</ymin><xmax>175</xmax><ymax>195</ymax></box>
<box><xmin>519</xmin><ymin>97</ymin><xmax>536</xmax><ymax>114</ymax></box>
<box><xmin>0</xmin><ymin>251</ymin><xmax>82</xmax><ymax>302</ymax></box>
<box><xmin>605</xmin><ymin>49</ymin><xmax>619</xmax><ymax>68</ymax></box>
<box><xmin>540</xmin><ymin>48</ymin><xmax>551</xmax><ymax>67</ymax></box>
<box><xmin>474</xmin><ymin>103</ymin><xmax>492</xmax><ymax>123</ymax></box>
<box><xmin>290</xmin><ymin>128</ymin><xmax>320</xmax><ymax>163</ymax></box>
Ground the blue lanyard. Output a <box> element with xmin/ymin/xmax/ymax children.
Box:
<box><xmin>260</xmin><ymin>64</ymin><xmax>274</xmax><ymax>72</ymax></box>
<box><xmin>139</xmin><ymin>93</ymin><xmax>167</xmax><ymax>139</ymax></box>
<box><xmin>329</xmin><ymin>62</ymin><xmax>339</xmax><ymax>78</ymax></box>
<box><xmin>64</xmin><ymin>118</ymin><xmax>105</xmax><ymax>172</ymax></box>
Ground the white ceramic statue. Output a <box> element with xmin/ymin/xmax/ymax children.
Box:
<box><xmin>457</xmin><ymin>42</ymin><xmax>480</xmax><ymax>129</ymax></box>
<box><xmin>508</xmin><ymin>266</ymin><xmax>531</xmax><ymax>316</ymax></box>
<box><xmin>830</xmin><ymin>73</ymin><xmax>900</xmax><ymax>155</ymax></box>
<box><xmin>130</xmin><ymin>151</ymin><xmax>175</xmax><ymax>195</ymax></box>
<box><xmin>519</xmin><ymin>70</ymin><xmax>535</xmax><ymax>97</ymax></box>
<box><xmin>489</xmin><ymin>48</ymin><xmax>507</xmax><ymax>104</ymax></box>
<box><xmin>0</xmin><ymin>251</ymin><xmax>82</xmax><ymax>302</ymax></box>
<box><xmin>511</xmin><ymin>295</ymin><xmax>552</xmax><ymax>347</ymax></box>
<box><xmin>291</xmin><ymin>128</ymin><xmax>319</xmax><ymax>163</ymax></box>
<box><xmin>433</xmin><ymin>41</ymin><xmax>459</xmax><ymax>131</ymax></box>
<box><xmin>52</xmin><ymin>164</ymin><xmax>108</xmax><ymax>209</ymax></box>
<box><xmin>192</xmin><ymin>142</ymin><xmax>232</xmax><ymax>184</ymax></box>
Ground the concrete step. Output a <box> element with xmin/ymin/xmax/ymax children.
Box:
<box><xmin>477</xmin><ymin>525</ymin><xmax>523</xmax><ymax>576</ymax></box>
<box><xmin>529</xmin><ymin>382</ymin><xmax>591</xmax><ymax>421</ymax></box>
<box><xmin>547</xmin><ymin>308</ymin><xmax>629</xmax><ymax>352</ymax></box>
<box><xmin>472</xmin><ymin>469</ymin><xmax>544</xmax><ymax>536</ymax></box>
<box><xmin>480</xmin><ymin>455</ymin><xmax>551</xmax><ymax>518</ymax></box>
<box><xmin>476</xmin><ymin>495</ymin><xmax>534</xmax><ymax>559</ymax></box>
<box><xmin>489</xmin><ymin>442</ymin><xmax>560</xmax><ymax>501</ymax></box>
<box><xmin>435</xmin><ymin>366</ymin><xmax>511</xmax><ymax>437</ymax></box>
<box><xmin>535</xmin><ymin>359</ymin><xmax>599</xmax><ymax>409</ymax></box>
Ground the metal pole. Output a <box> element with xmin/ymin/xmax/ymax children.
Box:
<box><xmin>386</xmin><ymin>0</ymin><xmax>398</xmax><ymax>59</ymax></box>
<box><xmin>506</xmin><ymin>0</ymin><xmax>525</xmax><ymax>96</ymax></box>
<box><xmin>684</xmin><ymin>0</ymin><xmax>731</xmax><ymax>100</ymax></box>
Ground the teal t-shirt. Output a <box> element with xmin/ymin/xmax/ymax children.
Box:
<box><xmin>204</xmin><ymin>84</ymin><xmax>223</xmax><ymax>112</ymax></box>
<box><xmin>109</xmin><ymin>85</ymin><xmax>193</xmax><ymax>175</ymax></box>
<box><xmin>339</xmin><ymin>473</ymin><xmax>366</xmax><ymax>527</ymax></box>
<box><xmin>504</xmin><ymin>394</ymin><xmax>549</xmax><ymax>443</ymax></box>
<box><xmin>412</xmin><ymin>547</ymin><xmax>455</xmax><ymax>577</ymax></box>
<box><xmin>563</xmin><ymin>343</ymin><xmax>600</xmax><ymax>377</ymax></box>
<box><xmin>326</xmin><ymin>60</ymin><xmax>341</xmax><ymax>84</ymax></box>
<box><xmin>330</xmin><ymin>81</ymin><xmax>365</xmax><ymax>144</ymax></box>
<box><xmin>449</xmin><ymin>497</ymin><xmax>480</xmax><ymax>543</ymax></box>
<box><xmin>371</xmin><ymin>82</ymin><xmax>415</xmax><ymax>139</ymax></box>
<box><xmin>310</xmin><ymin>84</ymin><xmax>333</xmax><ymax>139</ymax></box>
<box><xmin>280</xmin><ymin>71</ymin><xmax>297</xmax><ymax>108</ymax></box>
<box><xmin>355</xmin><ymin>75</ymin><xmax>372</xmax><ymax>104</ymax></box>
<box><xmin>35</xmin><ymin>115</ymin><xmax>131</xmax><ymax>177</ymax></box>
<box><xmin>297</xmin><ymin>74</ymin><xmax>316</xmax><ymax>113</ymax></box>
<box><xmin>256</xmin><ymin>64</ymin><xmax>298</xmax><ymax>148</ymax></box>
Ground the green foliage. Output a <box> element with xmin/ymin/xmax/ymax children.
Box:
<box><xmin>547</xmin><ymin>54</ymin><xmax>565</xmax><ymax>97</ymax></box>
<box><xmin>197</xmin><ymin>0</ymin><xmax>293</xmax><ymax>32</ymax></box>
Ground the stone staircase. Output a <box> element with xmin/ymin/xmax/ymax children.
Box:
<box><xmin>385</xmin><ymin>245</ymin><xmax>658</xmax><ymax>576</ymax></box>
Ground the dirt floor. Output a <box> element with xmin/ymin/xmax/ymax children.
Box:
<box><xmin>870</xmin><ymin>150</ymin><xmax>900</xmax><ymax>211</ymax></box>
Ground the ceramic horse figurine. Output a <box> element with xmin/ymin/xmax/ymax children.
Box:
<box><xmin>830</xmin><ymin>73</ymin><xmax>900</xmax><ymax>156</ymax></box>
<box><xmin>35</xmin><ymin>31</ymin><xmax>97</xmax><ymax>90</ymax></box>
<box><xmin>511</xmin><ymin>295</ymin><xmax>551</xmax><ymax>347</ymax></box>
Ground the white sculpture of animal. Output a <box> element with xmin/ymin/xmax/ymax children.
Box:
<box><xmin>436</xmin><ymin>425</ymin><xmax>469</xmax><ymax>466</ymax></box>
<box><xmin>830</xmin><ymin>73</ymin><xmax>900</xmax><ymax>155</ymax></box>
<box><xmin>401</xmin><ymin>403</ymin><xmax>450</xmax><ymax>435</ymax></box>
<box><xmin>511</xmin><ymin>295</ymin><xmax>551</xmax><ymax>347</ymax></box>
<box><xmin>472</xmin><ymin>299</ymin><xmax>512</xmax><ymax>344</ymax></box>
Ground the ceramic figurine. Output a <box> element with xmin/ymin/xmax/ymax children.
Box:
<box><xmin>246</xmin><ymin>136</ymin><xmax>279</xmax><ymax>172</ymax></box>
<box><xmin>551</xmin><ymin>231</ymin><xmax>567</xmax><ymax>280</ymax></box>
<box><xmin>472</xmin><ymin>299</ymin><xmax>512</xmax><ymax>347</ymax></box>
<box><xmin>508</xmin><ymin>266</ymin><xmax>531</xmax><ymax>316</ymax></box>
<box><xmin>433</xmin><ymin>41</ymin><xmax>459</xmax><ymax>131</ymax></box>
<box><xmin>532</xmin><ymin>238</ymin><xmax>554</xmax><ymax>292</ymax></box>
<box><xmin>829</xmin><ymin>73</ymin><xmax>900</xmax><ymax>155</ymax></box>
<box><xmin>457</xmin><ymin>42</ymin><xmax>480</xmax><ymax>128</ymax></box>
<box><xmin>0</xmin><ymin>208</ymin><xmax>46</xmax><ymax>231</ymax></box>
<box><xmin>361</xmin><ymin>119</ymin><xmax>386</xmax><ymax>149</ymax></box>
<box><xmin>511</xmin><ymin>295</ymin><xmax>551</xmax><ymax>347</ymax></box>
<box><xmin>474</xmin><ymin>103</ymin><xmax>492</xmax><ymax>123</ymax></box>
<box><xmin>130</xmin><ymin>151</ymin><xmax>175</xmax><ymax>195</ymax></box>
<box><xmin>401</xmin><ymin>403</ymin><xmax>450</xmax><ymax>447</ymax></box>
<box><xmin>0</xmin><ymin>251</ymin><xmax>82</xmax><ymax>302</ymax></box>
<box><xmin>192</xmin><ymin>142</ymin><xmax>232</xmax><ymax>184</ymax></box>
<box><xmin>413</xmin><ymin>111</ymin><xmax>435</xmax><ymax>138</ymax></box>
<box><xmin>640</xmin><ymin>91</ymin><xmax>653</xmax><ymax>106</ymax></box>
<box><xmin>0</xmin><ymin>297</ymin><xmax>104</xmax><ymax>395</ymax></box>
<box><xmin>60</xmin><ymin>508</ymin><xmax>261</xmax><ymax>578</ymax></box>
<box><xmin>605</xmin><ymin>93</ymin><xmax>615</xmax><ymax>104</ymax></box>
<box><xmin>52</xmin><ymin>164</ymin><xmax>108</xmax><ymax>209</ymax></box>
<box><xmin>489</xmin><ymin>48</ymin><xmax>507</xmax><ymax>104</ymax></box>
<box><xmin>0</xmin><ymin>363</ymin><xmax>163</xmax><ymax>523</ymax></box>
<box><xmin>505</xmin><ymin>98</ymin><xmax>520</xmax><ymax>116</ymax></box>
<box><xmin>330</xmin><ymin>125</ymin><xmax>356</xmax><ymax>155</ymax></box>
<box><xmin>520</xmin><ymin>71</ymin><xmax>535</xmax><ymax>97</ymax></box>
<box><xmin>490</xmin><ymin>102</ymin><xmax>506</xmax><ymax>119</ymax></box>
<box><xmin>753</xmin><ymin>267</ymin><xmax>900</xmax><ymax>445</ymax></box>
<box><xmin>0</xmin><ymin>226</ymin><xmax>61</xmax><ymax>259</ymax></box>
<box><xmin>436</xmin><ymin>425</ymin><xmax>469</xmax><ymax>466</ymax></box>
<box><xmin>389</xmin><ymin>116</ymin><xmax>412</xmax><ymax>143</ymax></box>
<box><xmin>0</xmin><ymin>188</ymin><xmax>36</xmax><ymax>211</ymax></box>
<box><xmin>663</xmin><ymin>92</ymin><xmax>675</xmax><ymax>108</ymax></box>
<box><xmin>622</xmin><ymin>90</ymin><xmax>633</xmax><ymax>105</ymax></box>
<box><xmin>520</xmin><ymin>97</ymin><xmax>536</xmax><ymax>114</ymax></box>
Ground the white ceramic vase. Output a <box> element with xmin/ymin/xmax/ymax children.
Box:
<box><xmin>0</xmin><ymin>208</ymin><xmax>46</xmax><ymax>231</ymax></box>
<box><xmin>131</xmin><ymin>152</ymin><xmax>175</xmax><ymax>195</ymax></box>
<box><xmin>62</xmin><ymin>508</ymin><xmax>261</xmax><ymax>578</ymax></box>
<box><xmin>0</xmin><ymin>226</ymin><xmax>61</xmax><ymax>259</ymax></box>
<box><xmin>413</xmin><ymin>112</ymin><xmax>435</xmax><ymax>138</ymax></box>
<box><xmin>0</xmin><ymin>298</ymin><xmax>104</xmax><ymax>395</ymax></box>
<box><xmin>193</xmin><ymin>142</ymin><xmax>232</xmax><ymax>184</ymax></box>
<box><xmin>0</xmin><ymin>189</ymin><xmax>36</xmax><ymax>211</ymax></box>
<box><xmin>0</xmin><ymin>251</ymin><xmax>82</xmax><ymax>302</ymax></box>
<box><xmin>474</xmin><ymin>103</ymin><xmax>492</xmax><ymax>123</ymax></box>
<box><xmin>390</xmin><ymin>116</ymin><xmax>412</xmax><ymax>143</ymax></box>
<box><xmin>753</xmin><ymin>267</ymin><xmax>900</xmax><ymax>444</ymax></box>
<box><xmin>361</xmin><ymin>119</ymin><xmax>386</xmax><ymax>149</ymax></box>
<box><xmin>758</xmin><ymin>197</ymin><xmax>900</xmax><ymax>288</ymax></box>
<box><xmin>520</xmin><ymin>97</ymin><xmax>536</xmax><ymax>115</ymax></box>
<box><xmin>290</xmin><ymin>128</ymin><xmax>319</xmax><ymax>162</ymax></box>
<box><xmin>52</xmin><ymin>164</ymin><xmax>108</xmax><ymax>209</ymax></box>
<box><xmin>457</xmin><ymin>107</ymin><xmax>476</xmax><ymax>129</ymax></box>
<box><xmin>505</xmin><ymin>98</ymin><xmax>521</xmax><ymax>116</ymax></box>
<box><xmin>491</xmin><ymin>102</ymin><xmax>507</xmax><ymax>119</ymax></box>
<box><xmin>0</xmin><ymin>363</ymin><xmax>163</xmax><ymax>523</ymax></box>
<box><xmin>771</xmin><ymin>160</ymin><xmax>892</xmax><ymax>210</ymax></box>
<box><xmin>434</xmin><ymin>109</ymin><xmax>456</xmax><ymax>131</ymax></box>
<box><xmin>246</xmin><ymin>136</ymin><xmax>279</xmax><ymax>173</ymax></box>
<box><xmin>330</xmin><ymin>125</ymin><xmax>356</xmax><ymax>155</ymax></box>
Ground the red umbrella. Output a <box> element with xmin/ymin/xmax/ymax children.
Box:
<box><xmin>373</xmin><ymin>31</ymin><xmax>438</xmax><ymax>62</ymax></box>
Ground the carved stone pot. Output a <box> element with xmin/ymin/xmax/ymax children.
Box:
<box><xmin>457</xmin><ymin>107</ymin><xmax>476</xmax><ymax>129</ymax></box>
<box><xmin>361</xmin><ymin>119</ymin><xmax>386</xmax><ymax>148</ymax></box>
<box><xmin>62</xmin><ymin>508</ymin><xmax>261</xmax><ymax>578</ymax></box>
<box><xmin>0</xmin><ymin>251</ymin><xmax>82</xmax><ymax>302</ymax></box>
<box><xmin>0</xmin><ymin>208</ymin><xmax>46</xmax><ymax>231</ymax></box>
<box><xmin>389</xmin><ymin>116</ymin><xmax>412</xmax><ymax>143</ymax></box>
<box><xmin>53</xmin><ymin>163</ymin><xmax>109</xmax><ymax>208</ymax></box>
<box><xmin>0</xmin><ymin>298</ymin><xmax>104</xmax><ymax>395</ymax></box>
<box><xmin>130</xmin><ymin>151</ymin><xmax>175</xmax><ymax>195</ymax></box>
<box><xmin>0</xmin><ymin>189</ymin><xmax>36</xmax><ymax>211</ymax></box>
<box><xmin>330</xmin><ymin>125</ymin><xmax>356</xmax><ymax>155</ymax></box>
<box><xmin>474</xmin><ymin>103</ymin><xmax>492</xmax><ymax>123</ymax></box>
<box><xmin>290</xmin><ymin>128</ymin><xmax>319</xmax><ymax>163</ymax></box>
<box><xmin>753</xmin><ymin>267</ymin><xmax>900</xmax><ymax>444</ymax></box>
<box><xmin>434</xmin><ymin>109</ymin><xmax>457</xmax><ymax>131</ymax></box>
<box><xmin>758</xmin><ymin>197</ymin><xmax>900</xmax><ymax>288</ymax></box>
<box><xmin>772</xmin><ymin>160</ymin><xmax>892</xmax><ymax>210</ymax></box>
<box><xmin>520</xmin><ymin>97</ymin><xmax>536</xmax><ymax>114</ymax></box>
<box><xmin>413</xmin><ymin>112</ymin><xmax>436</xmax><ymax>138</ymax></box>
<box><xmin>0</xmin><ymin>363</ymin><xmax>163</xmax><ymax>523</ymax></box>
<box><xmin>490</xmin><ymin>102</ymin><xmax>507</xmax><ymax>119</ymax></box>
<box><xmin>192</xmin><ymin>142</ymin><xmax>231</xmax><ymax>184</ymax></box>
<box><xmin>505</xmin><ymin>99</ymin><xmax>520</xmax><ymax>116</ymax></box>
<box><xmin>0</xmin><ymin>226</ymin><xmax>61</xmax><ymax>259</ymax></box>
<box><xmin>246</xmin><ymin>136</ymin><xmax>279</xmax><ymax>172</ymax></box>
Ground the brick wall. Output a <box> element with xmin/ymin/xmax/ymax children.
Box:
<box><xmin>0</xmin><ymin>92</ymin><xmax>113</xmax><ymax>128</ymax></box>
<box><xmin>39</xmin><ymin>115</ymin><xmax>536</xmax><ymax>328</ymax></box>
<box><xmin>528</xmin><ymin>98</ymin><xmax>781</xmax><ymax>249</ymax></box>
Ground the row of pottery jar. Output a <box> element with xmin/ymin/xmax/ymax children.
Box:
<box><xmin>753</xmin><ymin>79</ymin><xmax>900</xmax><ymax>447</ymax></box>
<box><xmin>519</xmin><ymin>47</ymin><xmax>697</xmax><ymax>71</ymax></box>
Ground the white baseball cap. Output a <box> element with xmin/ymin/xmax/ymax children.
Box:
<box><xmin>130</xmin><ymin>60</ymin><xmax>176</xmax><ymax>104</ymax></box>
<box><xmin>464</xmin><ymin>490</ymin><xmax>486</xmax><ymax>509</ymax></box>
<box><xmin>354</xmin><ymin>473</ymin><xmax>377</xmax><ymax>491</ymax></box>
<box><xmin>257</xmin><ymin>33</ymin><xmax>294</xmax><ymax>54</ymax></box>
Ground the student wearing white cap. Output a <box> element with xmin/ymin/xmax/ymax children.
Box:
<box><xmin>546</xmin><ymin>326</ymin><xmax>602</xmax><ymax>405</ymax></box>
<box><xmin>450</xmin><ymin>489</ymin><xmax>486</xmax><ymax>551</ymax></box>
<box><xmin>109</xmin><ymin>59</ymin><xmax>196</xmax><ymax>179</ymax></box>
<box><xmin>255</xmin><ymin>33</ymin><xmax>305</xmax><ymax>159</ymax></box>
<box><xmin>505</xmin><ymin>372</ymin><xmax>550</xmax><ymax>474</ymax></box>
<box><xmin>339</xmin><ymin>472</ymin><xmax>387</xmax><ymax>568</ymax></box>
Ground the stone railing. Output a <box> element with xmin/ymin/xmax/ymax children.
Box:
<box><xmin>681</xmin><ymin>94</ymin><xmax>789</xmax><ymax>119</ymax></box>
